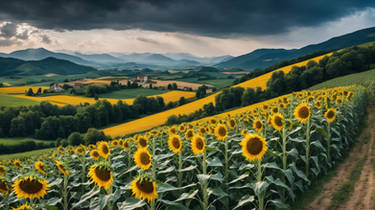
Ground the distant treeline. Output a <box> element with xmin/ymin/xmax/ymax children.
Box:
<box><xmin>0</xmin><ymin>141</ymin><xmax>54</xmax><ymax>154</ymax></box>
<box><xmin>0</xmin><ymin>94</ymin><xmax>188</xmax><ymax>141</ymax></box>
<box><xmin>167</xmin><ymin>45</ymin><xmax>375</xmax><ymax>124</ymax></box>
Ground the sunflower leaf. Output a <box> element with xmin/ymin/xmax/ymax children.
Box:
<box><xmin>117</xmin><ymin>198</ymin><xmax>146</xmax><ymax>210</ymax></box>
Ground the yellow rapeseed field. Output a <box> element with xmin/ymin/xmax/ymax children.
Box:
<box><xmin>103</xmin><ymin>53</ymin><xmax>332</xmax><ymax>137</ymax></box>
<box><xmin>12</xmin><ymin>90</ymin><xmax>195</xmax><ymax>106</ymax></box>
<box><xmin>0</xmin><ymin>86</ymin><xmax>49</xmax><ymax>94</ymax></box>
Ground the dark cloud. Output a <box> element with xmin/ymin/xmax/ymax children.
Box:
<box><xmin>41</xmin><ymin>34</ymin><xmax>51</xmax><ymax>44</ymax></box>
<box><xmin>0</xmin><ymin>39</ymin><xmax>18</xmax><ymax>46</ymax></box>
<box><xmin>0</xmin><ymin>0</ymin><xmax>373</xmax><ymax>36</ymax></box>
<box><xmin>0</xmin><ymin>22</ymin><xmax>18</xmax><ymax>38</ymax></box>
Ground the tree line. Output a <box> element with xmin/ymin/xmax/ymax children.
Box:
<box><xmin>167</xmin><ymin>45</ymin><xmax>375</xmax><ymax>124</ymax></box>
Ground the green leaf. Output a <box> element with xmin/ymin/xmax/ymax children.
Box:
<box><xmin>229</xmin><ymin>173</ymin><xmax>248</xmax><ymax>185</ymax></box>
<box><xmin>207</xmin><ymin>156</ymin><xmax>224</xmax><ymax>167</ymax></box>
<box><xmin>208</xmin><ymin>187</ymin><xmax>228</xmax><ymax>197</ymax></box>
<box><xmin>316</xmin><ymin>127</ymin><xmax>328</xmax><ymax>137</ymax></box>
<box><xmin>158</xmin><ymin>166</ymin><xmax>176</xmax><ymax>174</ymax></box>
<box><xmin>233</xmin><ymin>194</ymin><xmax>255</xmax><ymax>210</ymax></box>
<box><xmin>117</xmin><ymin>198</ymin><xmax>146</xmax><ymax>210</ymax></box>
<box><xmin>287</xmin><ymin>148</ymin><xmax>299</xmax><ymax>159</ymax></box>
<box><xmin>48</xmin><ymin>178</ymin><xmax>63</xmax><ymax>187</ymax></box>
<box><xmin>175</xmin><ymin>189</ymin><xmax>199</xmax><ymax>202</ymax></box>
<box><xmin>268</xmin><ymin>199</ymin><xmax>289</xmax><ymax>209</ymax></box>
<box><xmin>253</xmin><ymin>181</ymin><xmax>269</xmax><ymax>196</ymax></box>
<box><xmin>197</xmin><ymin>174</ymin><xmax>211</xmax><ymax>184</ymax></box>
<box><xmin>210</xmin><ymin>172</ymin><xmax>224</xmax><ymax>182</ymax></box>
<box><xmin>72</xmin><ymin>187</ymin><xmax>100</xmax><ymax>209</ymax></box>
<box><xmin>179</xmin><ymin>165</ymin><xmax>197</xmax><ymax>172</ymax></box>
<box><xmin>263</xmin><ymin>162</ymin><xmax>282</xmax><ymax>171</ymax></box>
<box><xmin>44</xmin><ymin>206</ymin><xmax>59</xmax><ymax>210</ymax></box>
<box><xmin>46</xmin><ymin>197</ymin><xmax>62</xmax><ymax>206</ymax></box>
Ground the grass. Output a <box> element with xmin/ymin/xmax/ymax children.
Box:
<box><xmin>0</xmin><ymin>93</ymin><xmax>40</xmax><ymax>107</ymax></box>
<box><xmin>0</xmin><ymin>137</ymin><xmax>49</xmax><ymax>146</ymax></box>
<box><xmin>98</xmin><ymin>88</ymin><xmax>167</xmax><ymax>99</ymax></box>
<box><xmin>310</xmin><ymin>68</ymin><xmax>375</xmax><ymax>90</ymax></box>
<box><xmin>0</xmin><ymin>148</ymin><xmax>55</xmax><ymax>161</ymax></box>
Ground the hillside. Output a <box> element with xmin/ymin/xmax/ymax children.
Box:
<box><xmin>0</xmin><ymin>57</ymin><xmax>96</xmax><ymax>76</ymax></box>
<box><xmin>103</xmin><ymin>52</ymin><xmax>331</xmax><ymax>137</ymax></box>
<box><xmin>216</xmin><ymin>27</ymin><xmax>375</xmax><ymax>70</ymax></box>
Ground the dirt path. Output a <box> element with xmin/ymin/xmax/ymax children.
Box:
<box><xmin>307</xmin><ymin>106</ymin><xmax>375</xmax><ymax>210</ymax></box>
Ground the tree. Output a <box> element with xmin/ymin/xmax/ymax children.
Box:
<box><xmin>84</xmin><ymin>128</ymin><xmax>107</xmax><ymax>145</ymax></box>
<box><xmin>196</xmin><ymin>85</ymin><xmax>208</xmax><ymax>98</ymax></box>
<box><xmin>26</xmin><ymin>88</ymin><xmax>34</xmax><ymax>96</ymax></box>
<box><xmin>68</xmin><ymin>132</ymin><xmax>83</xmax><ymax>146</ymax></box>
<box><xmin>36</xmin><ymin>88</ymin><xmax>42</xmax><ymax>95</ymax></box>
<box><xmin>178</xmin><ymin>97</ymin><xmax>186</xmax><ymax>106</ymax></box>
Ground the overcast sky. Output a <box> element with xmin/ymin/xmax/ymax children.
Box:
<box><xmin>0</xmin><ymin>0</ymin><xmax>374</xmax><ymax>57</ymax></box>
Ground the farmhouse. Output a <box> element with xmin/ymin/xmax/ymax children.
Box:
<box><xmin>136</xmin><ymin>75</ymin><xmax>149</xmax><ymax>83</ymax></box>
<box><xmin>50</xmin><ymin>83</ymin><xmax>64</xmax><ymax>92</ymax></box>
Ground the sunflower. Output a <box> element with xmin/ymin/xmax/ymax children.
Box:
<box><xmin>169</xmin><ymin>126</ymin><xmax>177</xmax><ymax>135</ymax></box>
<box><xmin>271</xmin><ymin>113</ymin><xmax>284</xmax><ymax>131</ymax></box>
<box><xmin>286</xmin><ymin>119</ymin><xmax>293</xmax><ymax>130</ymax></box>
<box><xmin>227</xmin><ymin>119</ymin><xmax>237</xmax><ymax>129</ymax></box>
<box><xmin>324</xmin><ymin>108</ymin><xmax>337</xmax><ymax>123</ymax></box>
<box><xmin>214</xmin><ymin>124</ymin><xmax>228</xmax><ymax>141</ymax></box>
<box><xmin>336</xmin><ymin>98</ymin><xmax>343</xmax><ymax>104</ymax></box>
<box><xmin>13</xmin><ymin>176</ymin><xmax>49</xmax><ymax>199</ymax></box>
<box><xmin>111</xmin><ymin>140</ymin><xmax>119</xmax><ymax>147</ymax></box>
<box><xmin>294</xmin><ymin>103</ymin><xmax>311</xmax><ymax>124</ymax></box>
<box><xmin>88</xmin><ymin>163</ymin><xmax>113</xmax><ymax>190</ymax></box>
<box><xmin>199</xmin><ymin>126</ymin><xmax>208</xmax><ymax>135</ymax></box>
<box><xmin>35</xmin><ymin>161</ymin><xmax>46</xmax><ymax>175</ymax></box>
<box><xmin>55</xmin><ymin>161</ymin><xmax>69</xmax><ymax>176</ymax></box>
<box><xmin>137</xmin><ymin>136</ymin><xmax>149</xmax><ymax>149</ymax></box>
<box><xmin>12</xmin><ymin>204</ymin><xmax>32</xmax><ymax>210</ymax></box>
<box><xmin>90</xmin><ymin>149</ymin><xmax>100</xmax><ymax>160</ymax></box>
<box><xmin>185</xmin><ymin>129</ymin><xmax>194</xmax><ymax>140</ymax></box>
<box><xmin>0</xmin><ymin>165</ymin><xmax>5</xmax><ymax>176</ymax></box>
<box><xmin>130</xmin><ymin>177</ymin><xmax>158</xmax><ymax>202</ymax></box>
<box><xmin>168</xmin><ymin>135</ymin><xmax>182</xmax><ymax>154</ymax></box>
<box><xmin>0</xmin><ymin>177</ymin><xmax>9</xmax><ymax>195</ymax></box>
<box><xmin>240</xmin><ymin>134</ymin><xmax>267</xmax><ymax>161</ymax></box>
<box><xmin>314</xmin><ymin>101</ymin><xmax>322</xmax><ymax>109</ymax></box>
<box><xmin>97</xmin><ymin>141</ymin><xmax>110</xmax><ymax>159</ymax></box>
<box><xmin>88</xmin><ymin>144</ymin><xmax>96</xmax><ymax>150</ymax></box>
<box><xmin>123</xmin><ymin>139</ymin><xmax>131</xmax><ymax>150</ymax></box>
<box><xmin>75</xmin><ymin>146</ymin><xmax>85</xmax><ymax>155</ymax></box>
<box><xmin>14</xmin><ymin>159</ymin><xmax>22</xmax><ymax>169</ymax></box>
<box><xmin>134</xmin><ymin>149</ymin><xmax>152</xmax><ymax>170</ymax></box>
<box><xmin>178</xmin><ymin>124</ymin><xmax>186</xmax><ymax>133</ymax></box>
<box><xmin>253</xmin><ymin>118</ymin><xmax>263</xmax><ymax>133</ymax></box>
<box><xmin>191</xmin><ymin>134</ymin><xmax>205</xmax><ymax>155</ymax></box>
<box><xmin>241</xmin><ymin>129</ymin><xmax>249</xmax><ymax>136</ymax></box>
<box><xmin>210</xmin><ymin>118</ymin><xmax>217</xmax><ymax>125</ymax></box>
<box><xmin>272</xmin><ymin>107</ymin><xmax>278</xmax><ymax>114</ymax></box>
<box><xmin>57</xmin><ymin>146</ymin><xmax>64</xmax><ymax>154</ymax></box>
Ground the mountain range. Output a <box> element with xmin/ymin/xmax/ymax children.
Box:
<box><xmin>216</xmin><ymin>26</ymin><xmax>375</xmax><ymax>70</ymax></box>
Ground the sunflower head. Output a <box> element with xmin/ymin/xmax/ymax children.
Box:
<box><xmin>12</xmin><ymin>176</ymin><xmax>50</xmax><ymax>199</ymax></box>
<box><xmin>97</xmin><ymin>141</ymin><xmax>111</xmax><ymax>159</ymax></box>
<box><xmin>134</xmin><ymin>148</ymin><xmax>152</xmax><ymax>170</ymax></box>
<box><xmin>178</xmin><ymin>124</ymin><xmax>186</xmax><ymax>133</ymax></box>
<box><xmin>123</xmin><ymin>139</ymin><xmax>131</xmax><ymax>150</ymax></box>
<box><xmin>168</xmin><ymin>135</ymin><xmax>183</xmax><ymax>154</ymax></box>
<box><xmin>272</xmin><ymin>107</ymin><xmax>278</xmax><ymax>114</ymax></box>
<box><xmin>240</xmin><ymin>134</ymin><xmax>267</xmax><ymax>162</ymax></box>
<box><xmin>210</xmin><ymin>118</ymin><xmax>217</xmax><ymax>125</ymax></box>
<box><xmin>130</xmin><ymin>175</ymin><xmax>158</xmax><ymax>202</ymax></box>
<box><xmin>88</xmin><ymin>162</ymin><xmax>113</xmax><ymax>190</ymax></box>
<box><xmin>314</xmin><ymin>100</ymin><xmax>322</xmax><ymax>109</ymax></box>
<box><xmin>252</xmin><ymin>118</ymin><xmax>263</xmax><ymax>133</ymax></box>
<box><xmin>75</xmin><ymin>146</ymin><xmax>85</xmax><ymax>155</ymax></box>
<box><xmin>241</xmin><ymin>129</ymin><xmax>249</xmax><ymax>136</ymax></box>
<box><xmin>0</xmin><ymin>165</ymin><xmax>5</xmax><ymax>176</ymax></box>
<box><xmin>227</xmin><ymin>119</ymin><xmax>237</xmax><ymax>129</ymax></box>
<box><xmin>191</xmin><ymin>134</ymin><xmax>205</xmax><ymax>155</ymax></box>
<box><xmin>324</xmin><ymin>108</ymin><xmax>337</xmax><ymax>123</ymax></box>
<box><xmin>0</xmin><ymin>177</ymin><xmax>10</xmax><ymax>195</ymax></box>
<box><xmin>137</xmin><ymin>136</ymin><xmax>149</xmax><ymax>149</ymax></box>
<box><xmin>294</xmin><ymin>103</ymin><xmax>311</xmax><ymax>124</ymax></box>
<box><xmin>14</xmin><ymin>160</ymin><xmax>22</xmax><ymax>169</ymax></box>
<box><xmin>214</xmin><ymin>124</ymin><xmax>228</xmax><ymax>141</ymax></box>
<box><xmin>169</xmin><ymin>126</ymin><xmax>177</xmax><ymax>135</ymax></box>
<box><xmin>336</xmin><ymin>98</ymin><xmax>343</xmax><ymax>104</ymax></box>
<box><xmin>88</xmin><ymin>144</ymin><xmax>96</xmax><ymax>150</ymax></box>
<box><xmin>35</xmin><ymin>161</ymin><xmax>46</xmax><ymax>175</ymax></box>
<box><xmin>90</xmin><ymin>149</ymin><xmax>100</xmax><ymax>160</ymax></box>
<box><xmin>286</xmin><ymin>119</ymin><xmax>294</xmax><ymax>130</ymax></box>
<box><xmin>12</xmin><ymin>203</ymin><xmax>32</xmax><ymax>210</ymax></box>
<box><xmin>199</xmin><ymin>126</ymin><xmax>208</xmax><ymax>135</ymax></box>
<box><xmin>271</xmin><ymin>113</ymin><xmax>284</xmax><ymax>131</ymax></box>
<box><xmin>111</xmin><ymin>140</ymin><xmax>119</xmax><ymax>147</ymax></box>
<box><xmin>185</xmin><ymin>129</ymin><xmax>194</xmax><ymax>140</ymax></box>
<box><xmin>55</xmin><ymin>161</ymin><xmax>69</xmax><ymax>176</ymax></box>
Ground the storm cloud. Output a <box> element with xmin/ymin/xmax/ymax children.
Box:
<box><xmin>0</xmin><ymin>0</ymin><xmax>373</xmax><ymax>36</ymax></box>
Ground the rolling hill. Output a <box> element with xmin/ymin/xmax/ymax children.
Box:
<box><xmin>0</xmin><ymin>57</ymin><xmax>96</xmax><ymax>76</ymax></box>
<box><xmin>216</xmin><ymin>26</ymin><xmax>375</xmax><ymax>70</ymax></box>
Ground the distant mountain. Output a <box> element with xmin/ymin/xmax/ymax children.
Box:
<box><xmin>165</xmin><ymin>53</ymin><xmax>233</xmax><ymax>65</ymax></box>
<box><xmin>1</xmin><ymin>48</ymin><xmax>93</xmax><ymax>66</ymax></box>
<box><xmin>216</xmin><ymin>26</ymin><xmax>375</xmax><ymax>70</ymax></box>
<box><xmin>73</xmin><ymin>52</ymin><xmax>123</xmax><ymax>64</ymax></box>
<box><xmin>0</xmin><ymin>57</ymin><xmax>96</xmax><ymax>76</ymax></box>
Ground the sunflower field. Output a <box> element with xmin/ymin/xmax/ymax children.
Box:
<box><xmin>0</xmin><ymin>85</ymin><xmax>367</xmax><ymax>210</ymax></box>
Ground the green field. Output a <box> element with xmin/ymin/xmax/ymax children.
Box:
<box><xmin>98</xmin><ymin>88</ymin><xmax>167</xmax><ymax>99</ymax></box>
<box><xmin>178</xmin><ymin>78</ymin><xmax>234</xmax><ymax>88</ymax></box>
<box><xmin>0</xmin><ymin>137</ymin><xmax>49</xmax><ymax>146</ymax></box>
<box><xmin>0</xmin><ymin>93</ymin><xmax>40</xmax><ymax>107</ymax></box>
<box><xmin>310</xmin><ymin>68</ymin><xmax>375</xmax><ymax>90</ymax></box>
<box><xmin>0</xmin><ymin>148</ymin><xmax>55</xmax><ymax>161</ymax></box>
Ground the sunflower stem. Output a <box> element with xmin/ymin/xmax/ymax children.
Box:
<box><xmin>305</xmin><ymin>119</ymin><xmax>311</xmax><ymax>179</ymax></box>
<box><xmin>281</xmin><ymin>127</ymin><xmax>287</xmax><ymax>202</ymax></box>
<box><xmin>106</xmin><ymin>185</ymin><xmax>113</xmax><ymax>210</ymax></box>
<box><xmin>151</xmin><ymin>137</ymin><xmax>157</xmax><ymax>210</ymax></box>
<box><xmin>63</xmin><ymin>174</ymin><xmax>68</xmax><ymax>210</ymax></box>
<box><xmin>256</xmin><ymin>159</ymin><xmax>265</xmax><ymax>210</ymax></box>
<box><xmin>202</xmin><ymin>150</ymin><xmax>208</xmax><ymax>210</ymax></box>
<box><xmin>224</xmin><ymin>137</ymin><xmax>229</xmax><ymax>189</ymax></box>
<box><xmin>327</xmin><ymin>122</ymin><xmax>332</xmax><ymax>163</ymax></box>
<box><xmin>177</xmin><ymin>151</ymin><xmax>183</xmax><ymax>188</ymax></box>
